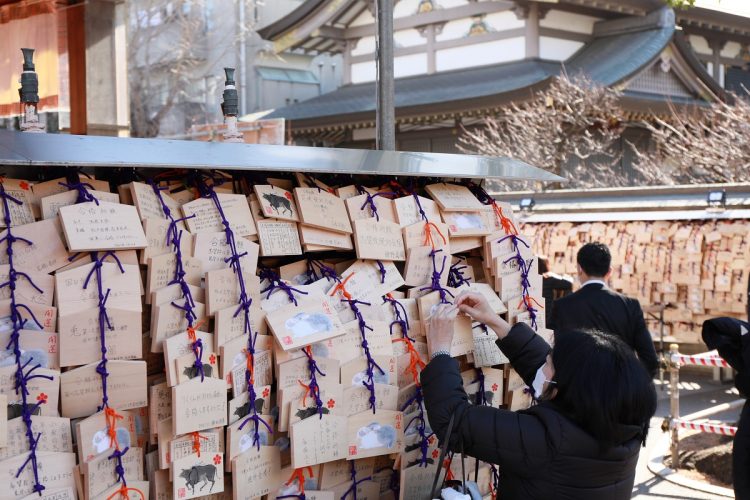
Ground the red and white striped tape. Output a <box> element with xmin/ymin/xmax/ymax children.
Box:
<box><xmin>671</xmin><ymin>418</ymin><xmax>737</xmax><ymax>436</ymax></box>
<box><xmin>670</xmin><ymin>353</ymin><xmax>730</xmax><ymax>368</ymax></box>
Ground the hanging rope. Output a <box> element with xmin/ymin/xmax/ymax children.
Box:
<box><xmin>297</xmin><ymin>346</ymin><xmax>326</xmax><ymax>418</ymax></box>
<box><xmin>447</xmin><ymin>257</ymin><xmax>471</xmax><ymax>288</ymax></box>
<box><xmin>384</xmin><ymin>294</ymin><xmax>432</xmax><ymax>468</ymax></box>
<box><xmin>195</xmin><ymin>174</ymin><xmax>271</xmax><ymax>450</ymax></box>
<box><xmin>2</xmin><ymin>180</ymin><xmax>47</xmax><ymax>493</ymax></box>
<box><xmin>148</xmin><ymin>181</ymin><xmax>201</xmax><ymax>379</ymax></box>
<box><xmin>66</xmin><ymin>181</ymin><xmax>133</xmax><ymax>496</ymax></box>
<box><xmin>340</xmin><ymin>460</ymin><xmax>373</xmax><ymax>500</ymax></box>
<box><xmin>330</xmin><ymin>274</ymin><xmax>384</xmax><ymax>413</ymax></box>
<box><xmin>259</xmin><ymin>266</ymin><xmax>308</xmax><ymax>306</ymax></box>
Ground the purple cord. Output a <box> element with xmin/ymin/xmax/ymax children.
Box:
<box><xmin>383</xmin><ymin>296</ymin><xmax>412</xmax><ymax>341</ymax></box>
<box><xmin>470</xmin><ymin>368</ymin><xmax>489</xmax><ymax>406</ymax></box>
<box><xmin>464</xmin><ymin>181</ymin><xmax>494</xmax><ymax>206</ymax></box>
<box><xmin>498</xmin><ymin>235</ymin><xmax>539</xmax><ymax>330</ymax></box>
<box><xmin>401</xmin><ymin>388</ymin><xmax>434</xmax><ymax>468</ymax></box>
<box><xmin>149</xmin><ymin>181</ymin><xmax>205</xmax><ymax>379</ymax></box>
<box><xmin>419</xmin><ymin>249</ymin><xmax>453</xmax><ymax>304</ymax></box>
<box><xmin>259</xmin><ymin>267</ymin><xmax>308</xmax><ymax>306</ymax></box>
<box><xmin>375</xmin><ymin>260</ymin><xmax>387</xmax><ymax>284</ymax></box>
<box><xmin>447</xmin><ymin>257</ymin><xmax>471</xmax><ymax>288</ymax></box>
<box><xmin>386</xmin><ymin>294</ymin><xmax>431</xmax><ymax>468</ymax></box>
<box><xmin>301</xmin><ymin>347</ymin><xmax>326</xmax><ymax>419</ymax></box>
<box><xmin>196</xmin><ymin>177</ymin><xmax>271</xmax><ymax>449</ymax></box>
<box><xmin>66</xmin><ymin>181</ymin><xmax>131</xmax><ymax>490</ymax></box>
<box><xmin>343</xmin><ymin>298</ymin><xmax>384</xmax><ymax>413</ymax></box>
<box><xmin>306</xmin><ymin>260</ymin><xmax>341</xmax><ymax>285</ymax></box>
<box><xmin>83</xmin><ymin>250</ymin><xmax>125</xmax><ymax>411</ymax></box>
<box><xmin>59</xmin><ymin>181</ymin><xmax>99</xmax><ymax>205</ymax></box>
<box><xmin>0</xmin><ymin>183</ymin><xmax>49</xmax><ymax>494</ymax></box>
<box><xmin>359</xmin><ymin>191</ymin><xmax>396</xmax><ymax>222</ymax></box>
<box><xmin>412</xmin><ymin>192</ymin><xmax>428</xmax><ymax>222</ymax></box>
<box><xmin>340</xmin><ymin>460</ymin><xmax>373</xmax><ymax>500</ymax></box>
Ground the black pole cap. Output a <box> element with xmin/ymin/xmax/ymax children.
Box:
<box><xmin>19</xmin><ymin>48</ymin><xmax>39</xmax><ymax>104</ymax></box>
<box><xmin>21</xmin><ymin>48</ymin><xmax>35</xmax><ymax>71</ymax></box>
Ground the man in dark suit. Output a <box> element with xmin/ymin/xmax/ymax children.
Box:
<box><xmin>539</xmin><ymin>256</ymin><xmax>573</xmax><ymax>328</ymax></box>
<box><xmin>550</xmin><ymin>242</ymin><xmax>658</xmax><ymax>377</ymax></box>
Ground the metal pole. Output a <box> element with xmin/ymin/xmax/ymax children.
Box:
<box><xmin>659</xmin><ymin>307</ymin><xmax>665</xmax><ymax>390</ymax></box>
<box><xmin>375</xmin><ymin>0</ymin><xmax>395</xmax><ymax>150</ymax></box>
<box><xmin>669</xmin><ymin>343</ymin><xmax>680</xmax><ymax>469</ymax></box>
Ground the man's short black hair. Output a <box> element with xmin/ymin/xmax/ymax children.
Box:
<box><xmin>577</xmin><ymin>242</ymin><xmax>611</xmax><ymax>277</ymax></box>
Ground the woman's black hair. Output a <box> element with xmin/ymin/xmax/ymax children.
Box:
<box><xmin>550</xmin><ymin>328</ymin><xmax>657</xmax><ymax>449</ymax></box>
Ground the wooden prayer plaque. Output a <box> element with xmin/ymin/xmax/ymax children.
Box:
<box><xmin>352</xmin><ymin>219</ymin><xmax>405</xmax><ymax>261</ymax></box>
<box><xmin>402</xmin><ymin>220</ymin><xmax>449</xmax><ymax>251</ymax></box>
<box><xmin>346</xmin><ymin>410</ymin><xmax>404</xmax><ymax>460</ymax></box>
<box><xmin>59</xmin><ymin>360</ymin><xmax>147</xmax><ymax>418</ymax></box>
<box><xmin>58</xmin><ymin>308</ymin><xmax>142</xmax><ymax>367</ymax></box>
<box><xmin>256</xmin><ymin>220</ymin><xmax>302</xmax><ymax>256</ymax></box>
<box><xmin>442</xmin><ymin>210</ymin><xmax>491</xmax><ymax>237</ymax></box>
<box><xmin>59</xmin><ymin>201</ymin><xmax>148</xmax><ymax>251</ymax></box>
<box><xmin>290</xmin><ymin>414</ymin><xmax>348</xmax><ymax>468</ymax></box>
<box><xmin>40</xmin><ymin>190</ymin><xmax>119</xmax><ymax>221</ymax></box>
<box><xmin>0</xmin><ymin>365</ymin><xmax>59</xmax><ymax>417</ymax></box>
<box><xmin>171</xmin><ymin>377</ymin><xmax>228</xmax><ymax>435</ymax></box>
<box><xmin>1</xmin><ymin>451</ymin><xmax>77</xmax><ymax>498</ymax></box>
<box><xmin>294</xmin><ymin>188</ymin><xmax>352</xmax><ymax>234</ymax></box>
<box><xmin>392</xmin><ymin>195</ymin><xmax>441</xmax><ymax>228</ymax></box>
<box><xmin>266</xmin><ymin>296</ymin><xmax>345</xmax><ymax>351</ymax></box>
<box><xmin>130</xmin><ymin>181</ymin><xmax>183</xmax><ymax>221</ymax></box>
<box><xmin>0</xmin><ymin>218</ymin><xmax>70</xmax><ymax>274</ymax></box>
<box><xmin>299</xmin><ymin>225</ymin><xmax>353</xmax><ymax>250</ymax></box>
<box><xmin>172</xmin><ymin>452</ymin><xmax>225</xmax><ymax>500</ymax></box>
<box><xmin>0</xmin><ymin>179</ymin><xmax>35</xmax><ymax>227</ymax></box>
<box><xmin>345</xmin><ymin>193</ymin><xmax>397</xmax><ymax>223</ymax></box>
<box><xmin>182</xmin><ymin>193</ymin><xmax>257</xmax><ymax>237</ymax></box>
<box><xmin>254</xmin><ymin>185</ymin><xmax>300</xmax><ymax>222</ymax></box>
<box><xmin>424</xmin><ymin>183</ymin><xmax>484</xmax><ymax>212</ymax></box>
<box><xmin>232</xmin><ymin>446</ymin><xmax>282</xmax><ymax>500</ymax></box>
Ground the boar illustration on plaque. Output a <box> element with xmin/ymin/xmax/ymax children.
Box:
<box><xmin>262</xmin><ymin>192</ymin><xmax>294</xmax><ymax>217</ymax></box>
<box><xmin>180</xmin><ymin>463</ymin><xmax>218</xmax><ymax>494</ymax></box>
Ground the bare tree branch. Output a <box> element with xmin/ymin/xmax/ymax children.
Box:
<box><xmin>457</xmin><ymin>75</ymin><xmax>626</xmax><ymax>190</ymax></box>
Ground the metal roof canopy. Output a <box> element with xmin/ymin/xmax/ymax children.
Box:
<box><xmin>0</xmin><ymin>130</ymin><xmax>563</xmax><ymax>182</ymax></box>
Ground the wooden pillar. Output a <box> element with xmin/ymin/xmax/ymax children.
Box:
<box><xmin>709</xmin><ymin>39</ymin><xmax>726</xmax><ymax>86</ymax></box>
<box><xmin>525</xmin><ymin>2</ymin><xmax>540</xmax><ymax>59</ymax></box>
<box><xmin>67</xmin><ymin>2</ymin><xmax>87</xmax><ymax>135</ymax></box>
<box><xmin>426</xmin><ymin>24</ymin><xmax>436</xmax><ymax>74</ymax></box>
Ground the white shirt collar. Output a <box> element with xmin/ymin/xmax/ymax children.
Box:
<box><xmin>581</xmin><ymin>279</ymin><xmax>607</xmax><ymax>288</ymax></box>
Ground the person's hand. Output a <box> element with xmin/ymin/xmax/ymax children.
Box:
<box><xmin>426</xmin><ymin>303</ymin><xmax>458</xmax><ymax>357</ymax></box>
<box><xmin>454</xmin><ymin>290</ymin><xmax>511</xmax><ymax>339</ymax></box>
<box><xmin>454</xmin><ymin>291</ymin><xmax>496</xmax><ymax>325</ymax></box>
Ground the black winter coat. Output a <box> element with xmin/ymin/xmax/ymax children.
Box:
<box><xmin>421</xmin><ymin>323</ymin><xmax>645</xmax><ymax>500</ymax></box>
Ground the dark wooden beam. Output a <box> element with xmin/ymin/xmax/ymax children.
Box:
<box><xmin>349</xmin><ymin>27</ymin><xmax>526</xmax><ymax>64</ymax></box>
<box><xmin>344</xmin><ymin>1</ymin><xmax>515</xmax><ymax>39</ymax></box>
<box><xmin>67</xmin><ymin>2</ymin><xmax>87</xmax><ymax>134</ymax></box>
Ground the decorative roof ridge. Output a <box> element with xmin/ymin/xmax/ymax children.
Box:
<box><xmin>593</xmin><ymin>6</ymin><xmax>674</xmax><ymax>38</ymax></box>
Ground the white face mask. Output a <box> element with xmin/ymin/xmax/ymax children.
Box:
<box><xmin>531</xmin><ymin>365</ymin><xmax>555</xmax><ymax>401</ymax></box>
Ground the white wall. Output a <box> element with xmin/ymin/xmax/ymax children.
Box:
<box><xmin>395</xmin><ymin>53</ymin><xmax>428</xmax><ymax>77</ymax></box>
<box><xmin>436</xmin><ymin>37</ymin><xmax>525</xmax><ymax>71</ymax></box>
<box><xmin>540</xmin><ymin>37</ymin><xmax>584</xmax><ymax>61</ymax></box>
<box><xmin>540</xmin><ymin>10</ymin><xmax>600</xmax><ymax>34</ymax></box>
<box><xmin>689</xmin><ymin>34</ymin><xmax>712</xmax><ymax>55</ymax></box>
<box><xmin>394</xmin><ymin>28</ymin><xmax>425</xmax><ymax>48</ymax></box>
